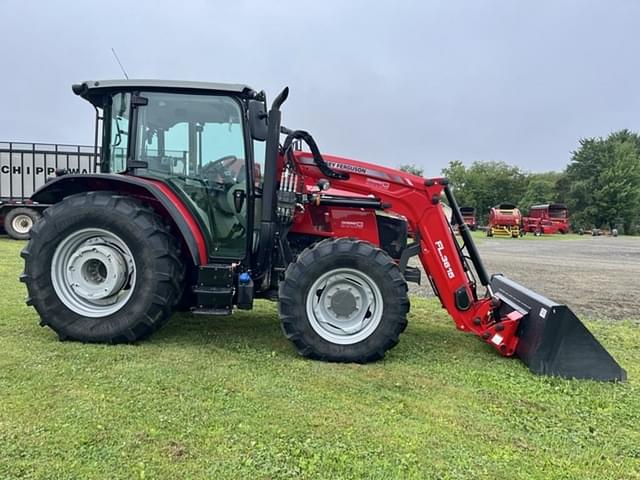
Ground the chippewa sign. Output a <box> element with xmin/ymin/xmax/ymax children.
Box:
<box><xmin>0</xmin><ymin>142</ymin><xmax>97</xmax><ymax>239</ymax></box>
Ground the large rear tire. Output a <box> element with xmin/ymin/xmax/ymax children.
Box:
<box><xmin>20</xmin><ymin>192</ymin><xmax>185</xmax><ymax>343</ymax></box>
<box><xmin>279</xmin><ymin>238</ymin><xmax>409</xmax><ymax>363</ymax></box>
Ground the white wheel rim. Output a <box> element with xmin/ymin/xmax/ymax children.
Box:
<box><xmin>305</xmin><ymin>268</ymin><xmax>384</xmax><ymax>345</ymax></box>
<box><xmin>12</xmin><ymin>214</ymin><xmax>33</xmax><ymax>234</ymax></box>
<box><xmin>51</xmin><ymin>228</ymin><xmax>136</xmax><ymax>317</ymax></box>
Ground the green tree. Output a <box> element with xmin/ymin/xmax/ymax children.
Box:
<box><xmin>442</xmin><ymin>160</ymin><xmax>527</xmax><ymax>224</ymax></box>
<box><xmin>441</xmin><ymin>160</ymin><xmax>467</xmax><ymax>190</ymax></box>
<box><xmin>566</xmin><ymin>130</ymin><xmax>640</xmax><ymax>233</ymax></box>
<box><xmin>519</xmin><ymin>171</ymin><xmax>565</xmax><ymax>211</ymax></box>
<box><xmin>398</xmin><ymin>163</ymin><xmax>424</xmax><ymax>177</ymax></box>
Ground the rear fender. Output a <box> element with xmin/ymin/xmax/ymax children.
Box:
<box><xmin>31</xmin><ymin>174</ymin><xmax>207</xmax><ymax>265</ymax></box>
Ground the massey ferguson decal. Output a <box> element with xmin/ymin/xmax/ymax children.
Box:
<box><xmin>326</xmin><ymin>161</ymin><xmax>367</xmax><ymax>175</ymax></box>
<box><xmin>435</xmin><ymin>240</ymin><xmax>455</xmax><ymax>279</ymax></box>
<box><xmin>297</xmin><ymin>155</ymin><xmax>406</xmax><ymax>184</ymax></box>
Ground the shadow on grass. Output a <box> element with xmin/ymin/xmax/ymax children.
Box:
<box><xmin>153</xmin><ymin>309</ymin><xmax>285</xmax><ymax>348</ymax></box>
<box><xmin>143</xmin><ymin>302</ymin><xmax>499</xmax><ymax>370</ymax></box>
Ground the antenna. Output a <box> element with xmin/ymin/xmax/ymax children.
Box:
<box><xmin>111</xmin><ymin>48</ymin><xmax>130</xmax><ymax>79</ymax></box>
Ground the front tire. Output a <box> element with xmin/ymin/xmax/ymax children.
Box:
<box><xmin>279</xmin><ymin>238</ymin><xmax>409</xmax><ymax>363</ymax></box>
<box><xmin>21</xmin><ymin>192</ymin><xmax>184</xmax><ymax>343</ymax></box>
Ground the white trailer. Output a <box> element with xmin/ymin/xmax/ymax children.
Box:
<box><xmin>0</xmin><ymin>142</ymin><xmax>97</xmax><ymax>239</ymax></box>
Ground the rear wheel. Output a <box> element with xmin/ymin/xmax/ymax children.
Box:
<box><xmin>21</xmin><ymin>192</ymin><xmax>184</xmax><ymax>343</ymax></box>
<box><xmin>279</xmin><ymin>238</ymin><xmax>409</xmax><ymax>363</ymax></box>
<box><xmin>4</xmin><ymin>207</ymin><xmax>41</xmax><ymax>240</ymax></box>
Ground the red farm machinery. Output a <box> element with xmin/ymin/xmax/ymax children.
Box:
<box><xmin>523</xmin><ymin>203</ymin><xmax>570</xmax><ymax>235</ymax></box>
<box><xmin>487</xmin><ymin>203</ymin><xmax>522</xmax><ymax>238</ymax></box>
<box><xmin>19</xmin><ymin>80</ymin><xmax>625</xmax><ymax>381</ymax></box>
<box><xmin>459</xmin><ymin>206</ymin><xmax>477</xmax><ymax>231</ymax></box>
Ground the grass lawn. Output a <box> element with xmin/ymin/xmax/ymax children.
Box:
<box><xmin>1</xmin><ymin>238</ymin><xmax>639</xmax><ymax>479</ymax></box>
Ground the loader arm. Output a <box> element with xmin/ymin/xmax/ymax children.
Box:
<box><xmin>294</xmin><ymin>152</ymin><xmax>520</xmax><ymax>356</ymax></box>
<box><xmin>293</xmin><ymin>151</ymin><xmax>626</xmax><ymax>382</ymax></box>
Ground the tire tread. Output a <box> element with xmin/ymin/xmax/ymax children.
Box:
<box><xmin>279</xmin><ymin>238</ymin><xmax>409</xmax><ymax>363</ymax></box>
<box><xmin>21</xmin><ymin>191</ymin><xmax>185</xmax><ymax>344</ymax></box>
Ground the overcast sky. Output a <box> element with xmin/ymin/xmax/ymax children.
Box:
<box><xmin>1</xmin><ymin>0</ymin><xmax>638</xmax><ymax>175</ymax></box>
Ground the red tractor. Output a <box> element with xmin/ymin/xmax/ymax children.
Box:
<box><xmin>523</xmin><ymin>203</ymin><xmax>570</xmax><ymax>235</ymax></box>
<box><xmin>459</xmin><ymin>207</ymin><xmax>477</xmax><ymax>231</ymax></box>
<box><xmin>487</xmin><ymin>203</ymin><xmax>522</xmax><ymax>238</ymax></box>
<box><xmin>19</xmin><ymin>80</ymin><xmax>624</xmax><ymax>381</ymax></box>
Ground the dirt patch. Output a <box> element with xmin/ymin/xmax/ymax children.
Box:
<box><xmin>164</xmin><ymin>440</ymin><xmax>189</xmax><ymax>461</ymax></box>
<box><xmin>409</xmin><ymin>236</ymin><xmax>640</xmax><ymax>320</ymax></box>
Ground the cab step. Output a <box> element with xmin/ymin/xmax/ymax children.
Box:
<box><xmin>193</xmin><ymin>264</ymin><xmax>235</xmax><ymax>313</ymax></box>
<box><xmin>191</xmin><ymin>307</ymin><xmax>232</xmax><ymax>316</ymax></box>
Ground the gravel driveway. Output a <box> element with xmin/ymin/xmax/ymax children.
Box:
<box><xmin>409</xmin><ymin>236</ymin><xmax>640</xmax><ymax>320</ymax></box>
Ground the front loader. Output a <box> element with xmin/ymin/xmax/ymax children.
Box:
<box><xmin>21</xmin><ymin>80</ymin><xmax>625</xmax><ymax>381</ymax></box>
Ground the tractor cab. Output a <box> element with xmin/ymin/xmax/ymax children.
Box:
<box><xmin>72</xmin><ymin>80</ymin><xmax>270</xmax><ymax>261</ymax></box>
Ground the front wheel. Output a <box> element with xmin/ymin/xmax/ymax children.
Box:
<box><xmin>21</xmin><ymin>192</ymin><xmax>185</xmax><ymax>343</ymax></box>
<box><xmin>278</xmin><ymin>238</ymin><xmax>409</xmax><ymax>363</ymax></box>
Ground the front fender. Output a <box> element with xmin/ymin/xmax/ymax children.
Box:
<box><xmin>32</xmin><ymin>174</ymin><xmax>207</xmax><ymax>265</ymax></box>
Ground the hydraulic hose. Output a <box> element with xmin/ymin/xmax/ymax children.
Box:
<box><xmin>282</xmin><ymin>129</ymin><xmax>349</xmax><ymax>180</ymax></box>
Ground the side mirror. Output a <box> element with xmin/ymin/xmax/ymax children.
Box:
<box><xmin>248</xmin><ymin>99</ymin><xmax>268</xmax><ymax>141</ymax></box>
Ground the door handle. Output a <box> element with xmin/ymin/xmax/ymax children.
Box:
<box><xmin>233</xmin><ymin>189</ymin><xmax>246</xmax><ymax>213</ymax></box>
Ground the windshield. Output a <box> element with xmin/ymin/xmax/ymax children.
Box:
<box><xmin>134</xmin><ymin>92</ymin><xmax>245</xmax><ymax>177</ymax></box>
<box><xmin>549</xmin><ymin>208</ymin><xmax>567</xmax><ymax>219</ymax></box>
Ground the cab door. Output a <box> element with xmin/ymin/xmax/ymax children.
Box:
<box><xmin>133</xmin><ymin>91</ymin><xmax>250</xmax><ymax>259</ymax></box>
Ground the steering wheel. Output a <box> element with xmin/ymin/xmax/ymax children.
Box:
<box><xmin>201</xmin><ymin>155</ymin><xmax>239</xmax><ymax>186</ymax></box>
<box><xmin>200</xmin><ymin>156</ymin><xmax>247</xmax><ymax>220</ymax></box>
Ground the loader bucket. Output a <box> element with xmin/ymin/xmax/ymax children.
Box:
<box><xmin>490</xmin><ymin>275</ymin><xmax>626</xmax><ymax>382</ymax></box>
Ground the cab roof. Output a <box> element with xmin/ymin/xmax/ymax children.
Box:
<box><xmin>72</xmin><ymin>79</ymin><xmax>258</xmax><ymax>107</ymax></box>
<box><xmin>530</xmin><ymin>203</ymin><xmax>567</xmax><ymax>210</ymax></box>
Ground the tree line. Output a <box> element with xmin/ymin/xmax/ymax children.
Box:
<box><xmin>401</xmin><ymin>130</ymin><xmax>640</xmax><ymax>234</ymax></box>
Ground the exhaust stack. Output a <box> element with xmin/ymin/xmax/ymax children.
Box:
<box><xmin>491</xmin><ymin>275</ymin><xmax>626</xmax><ymax>382</ymax></box>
